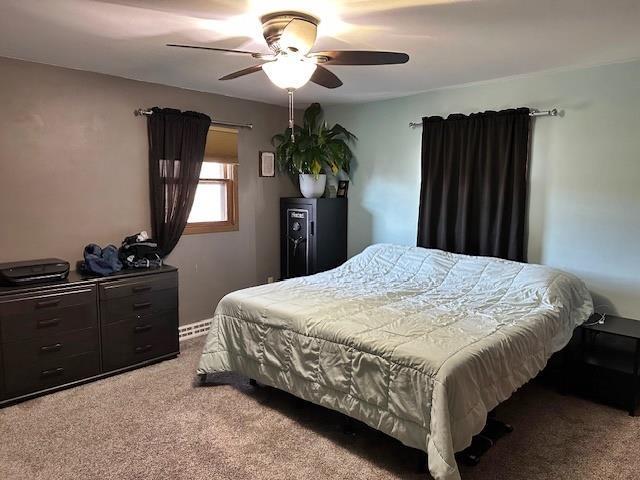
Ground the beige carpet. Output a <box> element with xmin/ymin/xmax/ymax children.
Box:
<box><xmin>1</xmin><ymin>338</ymin><xmax>638</xmax><ymax>480</ymax></box>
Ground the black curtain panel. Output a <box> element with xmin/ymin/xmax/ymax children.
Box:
<box><xmin>147</xmin><ymin>107</ymin><xmax>211</xmax><ymax>256</ymax></box>
<box><xmin>417</xmin><ymin>108</ymin><xmax>531</xmax><ymax>262</ymax></box>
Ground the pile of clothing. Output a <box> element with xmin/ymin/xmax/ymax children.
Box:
<box><xmin>81</xmin><ymin>244</ymin><xmax>122</xmax><ymax>276</ymax></box>
<box><xmin>119</xmin><ymin>231</ymin><xmax>163</xmax><ymax>269</ymax></box>
<box><xmin>80</xmin><ymin>231</ymin><xmax>162</xmax><ymax>276</ymax></box>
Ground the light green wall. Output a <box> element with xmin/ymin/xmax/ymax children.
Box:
<box><xmin>325</xmin><ymin>60</ymin><xmax>640</xmax><ymax>318</ymax></box>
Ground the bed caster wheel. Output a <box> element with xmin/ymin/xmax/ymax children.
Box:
<box><xmin>459</xmin><ymin>452</ymin><xmax>481</xmax><ymax>467</ymax></box>
<box><xmin>482</xmin><ymin>418</ymin><xmax>514</xmax><ymax>441</ymax></box>
<box><xmin>477</xmin><ymin>435</ymin><xmax>494</xmax><ymax>448</ymax></box>
<box><xmin>458</xmin><ymin>435</ymin><xmax>493</xmax><ymax>467</ymax></box>
<box><xmin>249</xmin><ymin>378</ymin><xmax>258</xmax><ymax>387</ymax></box>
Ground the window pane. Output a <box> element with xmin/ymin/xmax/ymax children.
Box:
<box><xmin>159</xmin><ymin>159</ymin><xmax>180</xmax><ymax>177</ymax></box>
<box><xmin>200</xmin><ymin>162</ymin><xmax>226</xmax><ymax>179</ymax></box>
<box><xmin>188</xmin><ymin>182</ymin><xmax>228</xmax><ymax>223</ymax></box>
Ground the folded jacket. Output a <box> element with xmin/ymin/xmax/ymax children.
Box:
<box><xmin>120</xmin><ymin>243</ymin><xmax>158</xmax><ymax>256</ymax></box>
<box><xmin>121</xmin><ymin>253</ymin><xmax>163</xmax><ymax>269</ymax></box>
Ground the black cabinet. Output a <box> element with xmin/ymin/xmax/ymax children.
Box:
<box><xmin>280</xmin><ymin>197</ymin><xmax>347</xmax><ymax>279</ymax></box>
<box><xmin>578</xmin><ymin>314</ymin><xmax>640</xmax><ymax>416</ymax></box>
<box><xmin>0</xmin><ymin>266</ymin><xmax>179</xmax><ymax>407</ymax></box>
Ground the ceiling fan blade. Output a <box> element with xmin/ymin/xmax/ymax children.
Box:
<box><xmin>167</xmin><ymin>44</ymin><xmax>259</xmax><ymax>56</ymax></box>
<box><xmin>310</xmin><ymin>65</ymin><xmax>343</xmax><ymax>89</ymax></box>
<box><xmin>311</xmin><ymin>50</ymin><xmax>410</xmax><ymax>66</ymax></box>
<box><xmin>219</xmin><ymin>64</ymin><xmax>266</xmax><ymax>81</ymax></box>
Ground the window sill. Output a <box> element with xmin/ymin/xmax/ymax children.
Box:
<box><xmin>184</xmin><ymin>222</ymin><xmax>238</xmax><ymax>235</ymax></box>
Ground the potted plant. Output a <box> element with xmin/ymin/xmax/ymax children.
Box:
<box><xmin>272</xmin><ymin>103</ymin><xmax>356</xmax><ymax>198</ymax></box>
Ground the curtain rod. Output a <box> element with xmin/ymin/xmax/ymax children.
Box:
<box><xmin>134</xmin><ymin>108</ymin><xmax>253</xmax><ymax>130</ymax></box>
<box><xmin>408</xmin><ymin>108</ymin><xmax>558</xmax><ymax>128</ymax></box>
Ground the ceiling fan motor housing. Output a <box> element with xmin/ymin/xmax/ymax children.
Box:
<box><xmin>260</xmin><ymin>11</ymin><xmax>319</xmax><ymax>55</ymax></box>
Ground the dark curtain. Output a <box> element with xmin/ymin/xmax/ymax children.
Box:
<box><xmin>417</xmin><ymin>108</ymin><xmax>531</xmax><ymax>262</ymax></box>
<box><xmin>147</xmin><ymin>107</ymin><xmax>211</xmax><ymax>256</ymax></box>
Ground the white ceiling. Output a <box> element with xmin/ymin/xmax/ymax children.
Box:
<box><xmin>1</xmin><ymin>0</ymin><xmax>640</xmax><ymax>106</ymax></box>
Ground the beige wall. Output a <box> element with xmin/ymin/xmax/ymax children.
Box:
<box><xmin>325</xmin><ymin>59</ymin><xmax>640</xmax><ymax>319</ymax></box>
<box><xmin>0</xmin><ymin>56</ymin><xmax>296</xmax><ymax>325</ymax></box>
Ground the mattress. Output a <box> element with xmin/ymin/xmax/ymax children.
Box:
<box><xmin>198</xmin><ymin>244</ymin><xmax>593</xmax><ymax>480</ymax></box>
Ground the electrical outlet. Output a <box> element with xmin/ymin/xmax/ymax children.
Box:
<box><xmin>267</xmin><ymin>276</ymin><xmax>275</xmax><ymax>284</ymax></box>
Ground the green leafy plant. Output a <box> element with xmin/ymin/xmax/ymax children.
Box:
<box><xmin>272</xmin><ymin>103</ymin><xmax>357</xmax><ymax>178</ymax></box>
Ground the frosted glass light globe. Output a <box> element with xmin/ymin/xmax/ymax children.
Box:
<box><xmin>263</xmin><ymin>56</ymin><xmax>317</xmax><ymax>90</ymax></box>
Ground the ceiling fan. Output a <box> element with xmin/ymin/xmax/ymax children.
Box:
<box><xmin>168</xmin><ymin>11</ymin><xmax>409</xmax><ymax>139</ymax></box>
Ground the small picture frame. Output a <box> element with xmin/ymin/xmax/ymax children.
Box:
<box><xmin>337</xmin><ymin>180</ymin><xmax>349</xmax><ymax>198</ymax></box>
<box><xmin>259</xmin><ymin>151</ymin><xmax>275</xmax><ymax>177</ymax></box>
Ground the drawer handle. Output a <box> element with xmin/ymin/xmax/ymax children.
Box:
<box><xmin>41</xmin><ymin>367</ymin><xmax>65</xmax><ymax>378</ymax></box>
<box><xmin>37</xmin><ymin>318</ymin><xmax>60</xmax><ymax>329</ymax></box>
<box><xmin>40</xmin><ymin>343</ymin><xmax>63</xmax><ymax>353</ymax></box>
<box><xmin>36</xmin><ymin>299</ymin><xmax>61</xmax><ymax>309</ymax></box>
<box><xmin>135</xmin><ymin>344</ymin><xmax>153</xmax><ymax>354</ymax></box>
<box><xmin>132</xmin><ymin>285</ymin><xmax>152</xmax><ymax>293</ymax></box>
<box><xmin>134</xmin><ymin>324</ymin><xmax>153</xmax><ymax>333</ymax></box>
<box><xmin>133</xmin><ymin>302</ymin><xmax>152</xmax><ymax>310</ymax></box>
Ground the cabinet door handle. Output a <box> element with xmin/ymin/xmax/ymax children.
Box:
<box><xmin>40</xmin><ymin>367</ymin><xmax>65</xmax><ymax>378</ymax></box>
<box><xmin>37</xmin><ymin>318</ymin><xmax>60</xmax><ymax>329</ymax></box>
<box><xmin>133</xmin><ymin>302</ymin><xmax>151</xmax><ymax>310</ymax></box>
<box><xmin>310</xmin><ymin>221</ymin><xmax>315</xmax><ymax>236</ymax></box>
<box><xmin>36</xmin><ymin>299</ymin><xmax>61</xmax><ymax>309</ymax></box>
<box><xmin>40</xmin><ymin>343</ymin><xmax>63</xmax><ymax>353</ymax></box>
<box><xmin>134</xmin><ymin>324</ymin><xmax>153</xmax><ymax>333</ymax></box>
<box><xmin>135</xmin><ymin>344</ymin><xmax>153</xmax><ymax>354</ymax></box>
<box><xmin>132</xmin><ymin>285</ymin><xmax>152</xmax><ymax>293</ymax></box>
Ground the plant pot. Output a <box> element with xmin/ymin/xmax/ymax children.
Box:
<box><xmin>299</xmin><ymin>174</ymin><xmax>327</xmax><ymax>198</ymax></box>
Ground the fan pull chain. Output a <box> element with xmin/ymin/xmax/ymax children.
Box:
<box><xmin>288</xmin><ymin>88</ymin><xmax>295</xmax><ymax>142</ymax></box>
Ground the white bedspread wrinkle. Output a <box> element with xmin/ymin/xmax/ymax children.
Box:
<box><xmin>198</xmin><ymin>244</ymin><xmax>593</xmax><ymax>480</ymax></box>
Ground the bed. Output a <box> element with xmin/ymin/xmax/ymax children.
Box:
<box><xmin>198</xmin><ymin>244</ymin><xmax>593</xmax><ymax>480</ymax></box>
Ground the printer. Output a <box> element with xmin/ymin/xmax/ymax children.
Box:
<box><xmin>0</xmin><ymin>258</ymin><xmax>70</xmax><ymax>286</ymax></box>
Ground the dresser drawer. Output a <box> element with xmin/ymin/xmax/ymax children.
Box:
<box><xmin>100</xmin><ymin>288</ymin><xmax>178</xmax><ymax>325</ymax></box>
<box><xmin>3</xmin><ymin>351</ymin><xmax>100</xmax><ymax>397</ymax></box>
<box><xmin>0</xmin><ymin>351</ymin><xmax>5</xmax><ymax>400</ymax></box>
<box><xmin>0</xmin><ymin>287</ymin><xmax>97</xmax><ymax>343</ymax></box>
<box><xmin>102</xmin><ymin>311</ymin><xmax>179</xmax><ymax>372</ymax></box>
<box><xmin>99</xmin><ymin>271</ymin><xmax>177</xmax><ymax>300</ymax></box>
<box><xmin>0</xmin><ymin>286</ymin><xmax>95</xmax><ymax>317</ymax></box>
<box><xmin>3</xmin><ymin>328</ymin><xmax>99</xmax><ymax>369</ymax></box>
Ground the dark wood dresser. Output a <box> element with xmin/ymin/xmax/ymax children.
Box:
<box><xmin>0</xmin><ymin>266</ymin><xmax>179</xmax><ymax>407</ymax></box>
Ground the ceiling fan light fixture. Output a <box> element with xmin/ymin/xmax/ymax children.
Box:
<box><xmin>262</xmin><ymin>56</ymin><xmax>317</xmax><ymax>90</ymax></box>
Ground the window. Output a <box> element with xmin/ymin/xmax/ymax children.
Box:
<box><xmin>184</xmin><ymin>127</ymin><xmax>239</xmax><ymax>234</ymax></box>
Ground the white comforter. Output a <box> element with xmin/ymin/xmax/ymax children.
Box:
<box><xmin>198</xmin><ymin>244</ymin><xmax>593</xmax><ymax>479</ymax></box>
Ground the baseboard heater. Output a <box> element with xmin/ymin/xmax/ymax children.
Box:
<box><xmin>178</xmin><ymin>319</ymin><xmax>212</xmax><ymax>342</ymax></box>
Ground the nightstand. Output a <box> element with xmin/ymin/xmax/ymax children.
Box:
<box><xmin>579</xmin><ymin>314</ymin><xmax>640</xmax><ymax>416</ymax></box>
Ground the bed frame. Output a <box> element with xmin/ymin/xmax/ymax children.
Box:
<box><xmin>198</xmin><ymin>373</ymin><xmax>513</xmax><ymax>471</ymax></box>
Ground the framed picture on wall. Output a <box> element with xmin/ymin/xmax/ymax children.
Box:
<box><xmin>337</xmin><ymin>180</ymin><xmax>349</xmax><ymax>198</ymax></box>
<box><xmin>259</xmin><ymin>151</ymin><xmax>275</xmax><ymax>177</ymax></box>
